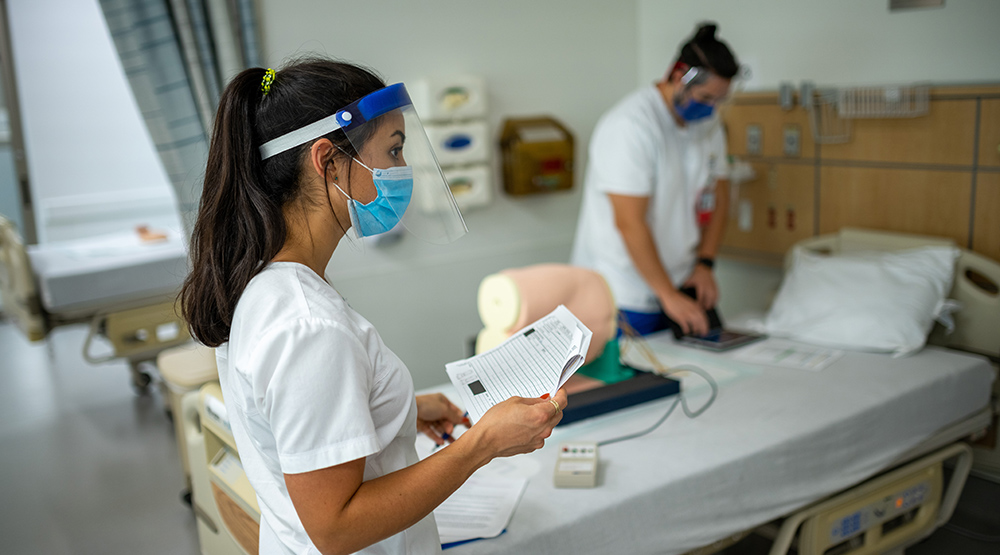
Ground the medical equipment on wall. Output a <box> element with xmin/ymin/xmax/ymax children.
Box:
<box><xmin>411</xmin><ymin>75</ymin><xmax>493</xmax><ymax>211</ymax></box>
<box><xmin>801</xmin><ymin>82</ymin><xmax>930</xmax><ymax>144</ymax></box>
<box><xmin>184</xmin><ymin>383</ymin><xmax>260</xmax><ymax>555</ymax></box>
<box><xmin>726</xmin><ymin>156</ymin><xmax>756</xmax><ymax>219</ymax></box>
<box><xmin>500</xmin><ymin>117</ymin><xmax>575</xmax><ymax>195</ymax></box>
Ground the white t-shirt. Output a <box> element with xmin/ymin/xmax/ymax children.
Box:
<box><xmin>216</xmin><ymin>262</ymin><xmax>440</xmax><ymax>555</ymax></box>
<box><xmin>571</xmin><ymin>85</ymin><xmax>729</xmax><ymax>312</ymax></box>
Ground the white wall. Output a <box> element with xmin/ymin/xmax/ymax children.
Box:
<box><xmin>7</xmin><ymin>0</ymin><xmax>181</xmax><ymax>242</ymax></box>
<box><xmin>638</xmin><ymin>0</ymin><xmax>1000</xmax><ymax>90</ymax></box>
<box><xmin>258</xmin><ymin>0</ymin><xmax>638</xmax><ymax>388</ymax></box>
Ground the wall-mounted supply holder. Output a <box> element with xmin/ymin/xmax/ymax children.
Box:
<box><xmin>500</xmin><ymin>117</ymin><xmax>575</xmax><ymax>196</ymax></box>
<box><xmin>442</xmin><ymin>164</ymin><xmax>492</xmax><ymax>212</ymax></box>
<box><xmin>803</xmin><ymin>82</ymin><xmax>930</xmax><ymax>145</ymax></box>
<box><xmin>413</xmin><ymin>75</ymin><xmax>493</xmax><ymax>211</ymax></box>
<box><xmin>411</xmin><ymin>75</ymin><xmax>488</xmax><ymax>121</ymax></box>
<box><xmin>425</xmin><ymin>121</ymin><xmax>490</xmax><ymax>167</ymax></box>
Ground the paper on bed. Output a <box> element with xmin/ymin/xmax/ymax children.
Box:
<box><xmin>435</xmin><ymin>475</ymin><xmax>527</xmax><ymax>546</ymax></box>
<box><xmin>731</xmin><ymin>338</ymin><xmax>844</xmax><ymax>371</ymax></box>
<box><xmin>445</xmin><ymin>305</ymin><xmax>592</xmax><ymax>424</ymax></box>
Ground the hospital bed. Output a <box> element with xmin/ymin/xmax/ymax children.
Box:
<box><xmin>180</xmin><ymin>228</ymin><xmax>998</xmax><ymax>555</ymax></box>
<box><xmin>0</xmin><ymin>215</ymin><xmax>190</xmax><ymax>391</ymax></box>
<box><xmin>442</xmin><ymin>228</ymin><xmax>998</xmax><ymax>555</ymax></box>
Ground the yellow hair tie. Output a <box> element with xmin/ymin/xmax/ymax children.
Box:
<box><xmin>261</xmin><ymin>68</ymin><xmax>275</xmax><ymax>96</ymax></box>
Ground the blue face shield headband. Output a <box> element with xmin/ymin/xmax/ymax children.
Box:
<box><xmin>258</xmin><ymin>83</ymin><xmax>467</xmax><ymax>244</ymax></box>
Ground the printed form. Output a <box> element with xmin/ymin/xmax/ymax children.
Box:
<box><xmin>446</xmin><ymin>305</ymin><xmax>592</xmax><ymax>424</ymax></box>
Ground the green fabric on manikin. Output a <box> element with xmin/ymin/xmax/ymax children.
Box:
<box><xmin>576</xmin><ymin>338</ymin><xmax>635</xmax><ymax>384</ymax></box>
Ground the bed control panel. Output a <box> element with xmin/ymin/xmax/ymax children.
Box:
<box><xmin>827</xmin><ymin>479</ymin><xmax>930</xmax><ymax>545</ymax></box>
<box><xmin>799</xmin><ymin>463</ymin><xmax>942</xmax><ymax>555</ymax></box>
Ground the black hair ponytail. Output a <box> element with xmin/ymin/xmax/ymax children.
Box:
<box><xmin>677</xmin><ymin>22</ymin><xmax>739</xmax><ymax>79</ymax></box>
<box><xmin>180</xmin><ymin>58</ymin><xmax>385</xmax><ymax>347</ymax></box>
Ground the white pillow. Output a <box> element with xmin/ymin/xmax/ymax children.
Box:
<box><xmin>764</xmin><ymin>246</ymin><xmax>960</xmax><ymax>356</ymax></box>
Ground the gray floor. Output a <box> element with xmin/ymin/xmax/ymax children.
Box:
<box><xmin>1</xmin><ymin>319</ymin><xmax>997</xmax><ymax>555</ymax></box>
<box><xmin>0</xmin><ymin>320</ymin><xmax>199</xmax><ymax>555</ymax></box>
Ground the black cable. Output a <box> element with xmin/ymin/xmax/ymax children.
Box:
<box><xmin>943</xmin><ymin>522</ymin><xmax>1000</xmax><ymax>543</ymax></box>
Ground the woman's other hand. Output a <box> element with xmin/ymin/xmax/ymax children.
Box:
<box><xmin>415</xmin><ymin>393</ymin><xmax>467</xmax><ymax>445</ymax></box>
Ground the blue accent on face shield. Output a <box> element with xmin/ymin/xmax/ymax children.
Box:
<box><xmin>337</xmin><ymin>83</ymin><xmax>413</xmax><ymax>131</ymax></box>
<box><xmin>347</xmin><ymin>166</ymin><xmax>414</xmax><ymax>237</ymax></box>
<box><xmin>675</xmin><ymin>98</ymin><xmax>715</xmax><ymax>122</ymax></box>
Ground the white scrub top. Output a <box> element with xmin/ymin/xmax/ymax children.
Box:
<box><xmin>571</xmin><ymin>85</ymin><xmax>729</xmax><ymax>313</ymax></box>
<box><xmin>216</xmin><ymin>262</ymin><xmax>440</xmax><ymax>555</ymax></box>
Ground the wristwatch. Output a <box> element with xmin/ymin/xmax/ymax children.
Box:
<box><xmin>697</xmin><ymin>257</ymin><xmax>715</xmax><ymax>270</ymax></box>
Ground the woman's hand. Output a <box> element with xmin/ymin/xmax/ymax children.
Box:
<box><xmin>415</xmin><ymin>393</ymin><xmax>467</xmax><ymax>445</ymax></box>
<box><xmin>465</xmin><ymin>389</ymin><xmax>568</xmax><ymax>460</ymax></box>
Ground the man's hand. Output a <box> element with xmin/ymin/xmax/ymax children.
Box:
<box><xmin>659</xmin><ymin>289</ymin><xmax>709</xmax><ymax>337</ymax></box>
<box><xmin>683</xmin><ymin>264</ymin><xmax>719</xmax><ymax>310</ymax></box>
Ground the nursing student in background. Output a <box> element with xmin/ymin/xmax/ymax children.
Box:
<box><xmin>180</xmin><ymin>58</ymin><xmax>566</xmax><ymax>555</ymax></box>
<box><xmin>572</xmin><ymin>23</ymin><xmax>740</xmax><ymax>337</ymax></box>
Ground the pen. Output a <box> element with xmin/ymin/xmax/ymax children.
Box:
<box><xmin>432</xmin><ymin>412</ymin><xmax>471</xmax><ymax>452</ymax></box>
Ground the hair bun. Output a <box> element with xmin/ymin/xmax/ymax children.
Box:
<box><xmin>695</xmin><ymin>23</ymin><xmax>718</xmax><ymax>41</ymax></box>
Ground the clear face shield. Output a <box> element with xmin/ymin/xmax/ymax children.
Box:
<box><xmin>259</xmin><ymin>83</ymin><xmax>467</xmax><ymax>244</ymax></box>
<box><xmin>673</xmin><ymin>64</ymin><xmax>750</xmax><ymax>122</ymax></box>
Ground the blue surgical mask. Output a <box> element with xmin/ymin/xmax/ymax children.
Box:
<box><xmin>675</xmin><ymin>98</ymin><xmax>714</xmax><ymax>122</ymax></box>
<box><xmin>334</xmin><ymin>161</ymin><xmax>414</xmax><ymax>237</ymax></box>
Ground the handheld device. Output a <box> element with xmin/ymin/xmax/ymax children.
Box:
<box><xmin>665</xmin><ymin>287</ymin><xmax>765</xmax><ymax>352</ymax></box>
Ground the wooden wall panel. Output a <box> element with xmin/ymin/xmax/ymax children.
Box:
<box><xmin>978</xmin><ymin>99</ymin><xmax>1000</xmax><ymax>168</ymax></box>
<box><xmin>820</xmin><ymin>100</ymin><xmax>978</xmax><ymax>166</ymax></box>
<box><xmin>722</xmin><ymin>103</ymin><xmax>815</xmax><ymax>159</ymax></box>
<box><xmin>819</xmin><ymin>167</ymin><xmax>971</xmax><ymax>245</ymax></box>
<box><xmin>723</xmin><ymin>163</ymin><xmax>815</xmax><ymax>255</ymax></box>
<box><xmin>974</xmin><ymin>173</ymin><xmax>1000</xmax><ymax>261</ymax></box>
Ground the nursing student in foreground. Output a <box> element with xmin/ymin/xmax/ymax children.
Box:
<box><xmin>180</xmin><ymin>58</ymin><xmax>567</xmax><ymax>555</ymax></box>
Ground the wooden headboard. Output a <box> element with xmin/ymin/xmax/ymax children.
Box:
<box><xmin>719</xmin><ymin>84</ymin><xmax>1000</xmax><ymax>267</ymax></box>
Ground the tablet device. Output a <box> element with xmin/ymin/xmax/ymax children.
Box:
<box><xmin>664</xmin><ymin>287</ymin><xmax>766</xmax><ymax>352</ymax></box>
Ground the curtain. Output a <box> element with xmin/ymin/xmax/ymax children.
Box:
<box><xmin>98</xmin><ymin>0</ymin><xmax>261</xmax><ymax>231</ymax></box>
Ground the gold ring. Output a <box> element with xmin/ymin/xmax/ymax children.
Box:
<box><xmin>549</xmin><ymin>398</ymin><xmax>560</xmax><ymax>412</ymax></box>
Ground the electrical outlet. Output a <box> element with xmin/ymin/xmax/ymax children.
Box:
<box><xmin>746</xmin><ymin>124</ymin><xmax>763</xmax><ymax>156</ymax></box>
<box><xmin>783</xmin><ymin>124</ymin><xmax>801</xmax><ymax>157</ymax></box>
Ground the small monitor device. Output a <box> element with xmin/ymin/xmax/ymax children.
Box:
<box><xmin>665</xmin><ymin>288</ymin><xmax>766</xmax><ymax>352</ymax></box>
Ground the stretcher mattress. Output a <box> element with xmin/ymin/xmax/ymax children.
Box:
<box><xmin>27</xmin><ymin>230</ymin><xmax>187</xmax><ymax>315</ymax></box>
<box><xmin>439</xmin><ymin>334</ymin><xmax>994</xmax><ymax>555</ymax></box>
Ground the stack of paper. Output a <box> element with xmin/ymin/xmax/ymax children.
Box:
<box><xmin>446</xmin><ymin>305</ymin><xmax>593</xmax><ymax>424</ymax></box>
<box><xmin>435</xmin><ymin>475</ymin><xmax>528</xmax><ymax>548</ymax></box>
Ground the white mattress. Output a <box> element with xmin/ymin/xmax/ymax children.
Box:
<box><xmin>434</xmin><ymin>335</ymin><xmax>994</xmax><ymax>554</ymax></box>
<box><xmin>27</xmin><ymin>230</ymin><xmax>188</xmax><ymax>315</ymax></box>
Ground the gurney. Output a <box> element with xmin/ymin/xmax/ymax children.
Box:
<box><xmin>0</xmin><ymin>215</ymin><xmax>190</xmax><ymax>391</ymax></box>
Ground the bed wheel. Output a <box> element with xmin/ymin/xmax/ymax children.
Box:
<box><xmin>131</xmin><ymin>370</ymin><xmax>152</xmax><ymax>394</ymax></box>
